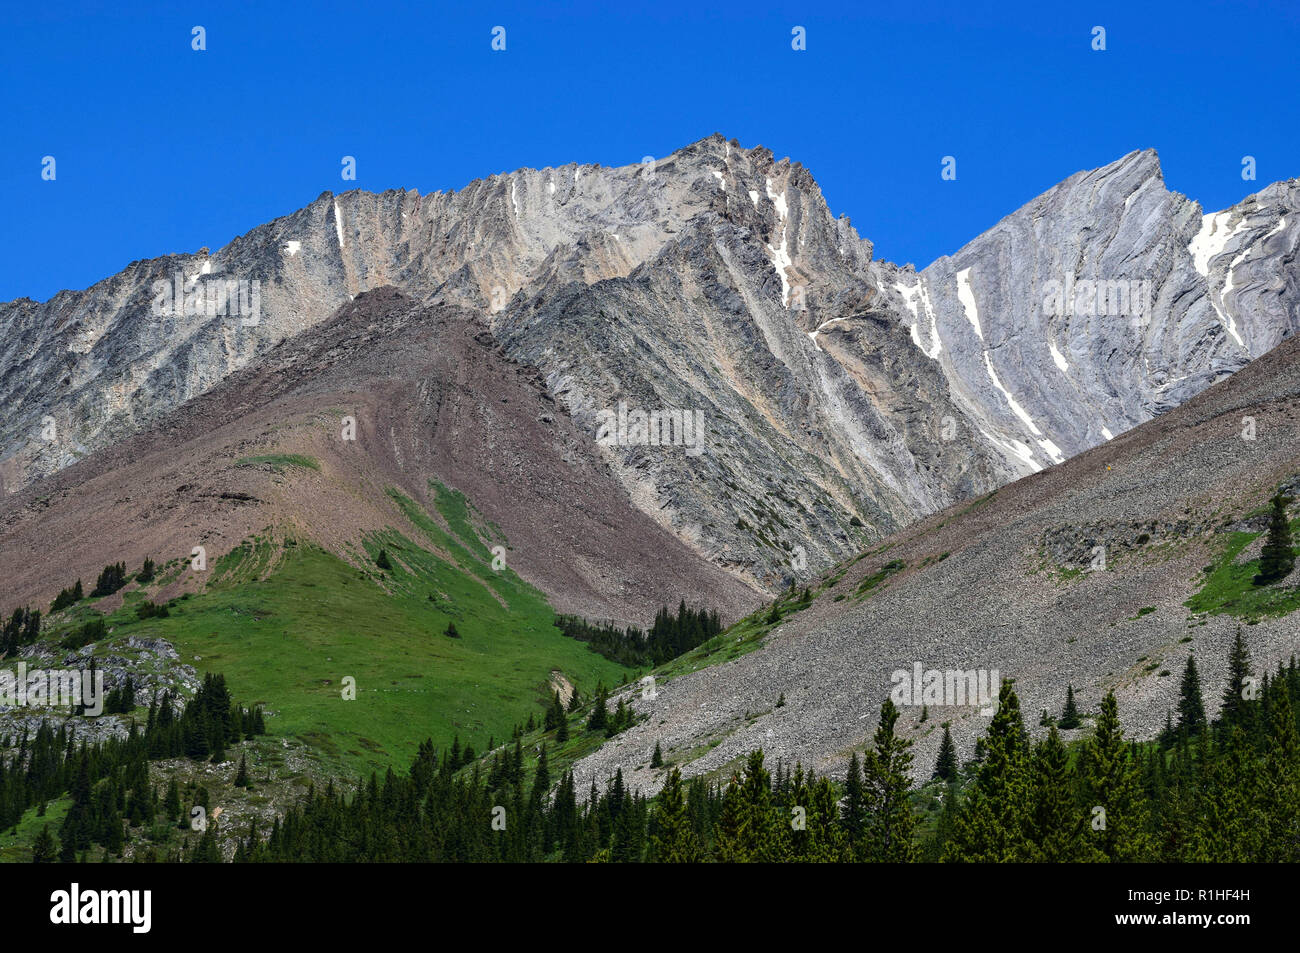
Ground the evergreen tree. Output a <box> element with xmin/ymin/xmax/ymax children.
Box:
<box><xmin>1058</xmin><ymin>683</ymin><xmax>1081</xmax><ymax>729</ymax></box>
<box><xmin>1219</xmin><ymin>628</ymin><xmax>1253</xmax><ymax>730</ymax></box>
<box><xmin>945</xmin><ymin>680</ymin><xmax>1032</xmax><ymax>862</ymax></box>
<box><xmin>841</xmin><ymin>752</ymin><xmax>866</xmax><ymax>844</ymax></box>
<box><xmin>932</xmin><ymin>724</ymin><xmax>958</xmax><ymax>782</ymax></box>
<box><xmin>712</xmin><ymin>750</ymin><xmax>785</xmax><ymax>862</ymax></box>
<box><xmin>648</xmin><ymin>768</ymin><xmax>702</xmax><ymax>862</ymax></box>
<box><xmin>1080</xmin><ymin>691</ymin><xmax>1151</xmax><ymax>862</ymax></box>
<box><xmin>30</xmin><ymin>825</ymin><xmax>56</xmax><ymax>863</ymax></box>
<box><xmin>1176</xmin><ymin>655</ymin><xmax>1206</xmax><ymax>736</ymax></box>
<box><xmin>1258</xmin><ymin>684</ymin><xmax>1300</xmax><ymax>861</ymax></box>
<box><xmin>587</xmin><ymin>685</ymin><xmax>609</xmax><ymax>732</ymax></box>
<box><xmin>164</xmin><ymin>778</ymin><xmax>182</xmax><ymax>821</ymax></box>
<box><xmin>1192</xmin><ymin>726</ymin><xmax>1260</xmax><ymax>861</ymax></box>
<box><xmin>375</xmin><ymin>549</ymin><xmax>393</xmax><ymax>571</ymax></box>
<box><xmin>1025</xmin><ymin>727</ymin><xmax>1094</xmax><ymax>861</ymax></box>
<box><xmin>650</xmin><ymin>742</ymin><xmax>663</xmax><ymax>768</ymax></box>
<box><xmin>1253</xmin><ymin>492</ymin><xmax>1294</xmax><ymax>585</ymax></box>
<box><xmin>861</xmin><ymin>698</ymin><xmax>917</xmax><ymax>861</ymax></box>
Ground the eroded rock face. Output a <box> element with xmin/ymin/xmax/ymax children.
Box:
<box><xmin>904</xmin><ymin>150</ymin><xmax>1300</xmax><ymax>477</ymax></box>
<box><xmin>3</xmin><ymin>136</ymin><xmax>1297</xmax><ymax>590</ymax></box>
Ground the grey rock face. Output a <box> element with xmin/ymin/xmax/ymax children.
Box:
<box><xmin>2</xmin><ymin>137</ymin><xmax>1297</xmax><ymax>592</ymax></box>
<box><xmin>568</xmin><ymin>332</ymin><xmax>1300</xmax><ymax>797</ymax></box>
<box><xmin>904</xmin><ymin>150</ymin><xmax>1300</xmax><ymax>476</ymax></box>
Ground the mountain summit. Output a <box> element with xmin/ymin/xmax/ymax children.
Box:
<box><xmin>3</xmin><ymin>136</ymin><xmax>1298</xmax><ymax>591</ymax></box>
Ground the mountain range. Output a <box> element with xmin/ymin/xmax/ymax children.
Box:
<box><xmin>3</xmin><ymin>135</ymin><xmax>1300</xmax><ymax>798</ymax></box>
<box><xmin>4</xmin><ymin>135</ymin><xmax>1297</xmax><ymax>606</ymax></box>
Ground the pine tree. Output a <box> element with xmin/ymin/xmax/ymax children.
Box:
<box><xmin>861</xmin><ymin>698</ymin><xmax>917</xmax><ymax>861</ymax></box>
<box><xmin>648</xmin><ymin>768</ymin><xmax>702</xmax><ymax>861</ymax></box>
<box><xmin>944</xmin><ymin>680</ymin><xmax>1032</xmax><ymax>862</ymax></box>
<box><xmin>842</xmin><ymin>751</ymin><xmax>865</xmax><ymax>845</ymax></box>
<box><xmin>235</xmin><ymin>754</ymin><xmax>249</xmax><ymax>789</ymax></box>
<box><xmin>712</xmin><ymin>750</ymin><xmax>785</xmax><ymax>862</ymax></box>
<box><xmin>30</xmin><ymin>825</ymin><xmax>56</xmax><ymax>863</ymax></box>
<box><xmin>1058</xmin><ymin>683</ymin><xmax>1080</xmax><ymax>729</ymax></box>
<box><xmin>1218</xmin><ymin>627</ymin><xmax>1254</xmax><ymax>734</ymax></box>
<box><xmin>1253</xmin><ymin>492</ymin><xmax>1294</xmax><ymax>585</ymax></box>
<box><xmin>650</xmin><ymin>742</ymin><xmax>663</xmax><ymax>768</ymax></box>
<box><xmin>1258</xmin><ymin>684</ymin><xmax>1300</xmax><ymax>861</ymax></box>
<box><xmin>587</xmin><ymin>686</ymin><xmax>608</xmax><ymax>732</ymax></box>
<box><xmin>164</xmin><ymin>778</ymin><xmax>182</xmax><ymax>821</ymax></box>
<box><xmin>1080</xmin><ymin>691</ymin><xmax>1151</xmax><ymax>861</ymax></box>
<box><xmin>932</xmin><ymin>724</ymin><xmax>958</xmax><ymax>782</ymax></box>
<box><xmin>1025</xmin><ymin>727</ymin><xmax>1094</xmax><ymax>861</ymax></box>
<box><xmin>375</xmin><ymin>549</ymin><xmax>393</xmax><ymax>571</ymax></box>
<box><xmin>1192</xmin><ymin>726</ymin><xmax>1260</xmax><ymax>861</ymax></box>
<box><xmin>1176</xmin><ymin>655</ymin><xmax>1206</xmax><ymax>736</ymax></box>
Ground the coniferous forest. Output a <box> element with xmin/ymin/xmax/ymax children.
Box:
<box><xmin>10</xmin><ymin>637</ymin><xmax>1292</xmax><ymax>863</ymax></box>
<box><xmin>229</xmin><ymin>647</ymin><xmax>1300</xmax><ymax>863</ymax></box>
<box><xmin>556</xmin><ymin>601</ymin><xmax>723</xmax><ymax>668</ymax></box>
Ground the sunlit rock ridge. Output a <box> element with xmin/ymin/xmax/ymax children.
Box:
<box><xmin>2</xmin><ymin>134</ymin><xmax>1296</xmax><ymax>590</ymax></box>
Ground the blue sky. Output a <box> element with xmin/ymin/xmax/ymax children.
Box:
<box><xmin>2</xmin><ymin>0</ymin><xmax>1296</xmax><ymax>302</ymax></box>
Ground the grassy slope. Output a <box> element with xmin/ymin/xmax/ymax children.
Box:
<box><xmin>1186</xmin><ymin>515</ymin><xmax>1300</xmax><ymax>620</ymax></box>
<box><xmin>62</xmin><ymin>482</ymin><xmax>627</xmax><ymax>776</ymax></box>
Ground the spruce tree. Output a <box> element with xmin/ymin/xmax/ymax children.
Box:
<box><xmin>1080</xmin><ymin>691</ymin><xmax>1151</xmax><ymax>861</ymax></box>
<box><xmin>944</xmin><ymin>680</ymin><xmax>1032</xmax><ymax>862</ymax></box>
<box><xmin>1025</xmin><ymin>727</ymin><xmax>1095</xmax><ymax>861</ymax></box>
<box><xmin>648</xmin><ymin>768</ymin><xmax>702</xmax><ymax>862</ymax></box>
<box><xmin>1219</xmin><ymin>628</ymin><xmax>1253</xmax><ymax>730</ymax></box>
<box><xmin>1192</xmin><ymin>725</ymin><xmax>1260</xmax><ymax>861</ymax></box>
<box><xmin>1176</xmin><ymin>655</ymin><xmax>1206</xmax><ymax>736</ymax></box>
<box><xmin>861</xmin><ymin>698</ymin><xmax>917</xmax><ymax>861</ymax></box>
<box><xmin>587</xmin><ymin>686</ymin><xmax>608</xmax><ymax>732</ymax></box>
<box><xmin>1058</xmin><ymin>683</ymin><xmax>1080</xmax><ymax>729</ymax></box>
<box><xmin>932</xmin><ymin>724</ymin><xmax>958</xmax><ymax>782</ymax></box>
<box><xmin>30</xmin><ymin>825</ymin><xmax>56</xmax><ymax>863</ymax></box>
<box><xmin>1253</xmin><ymin>492</ymin><xmax>1294</xmax><ymax>585</ymax></box>
<box><xmin>841</xmin><ymin>751</ymin><xmax>866</xmax><ymax>845</ymax></box>
<box><xmin>164</xmin><ymin>778</ymin><xmax>182</xmax><ymax>821</ymax></box>
<box><xmin>712</xmin><ymin>750</ymin><xmax>784</xmax><ymax>862</ymax></box>
<box><xmin>650</xmin><ymin>742</ymin><xmax>663</xmax><ymax>768</ymax></box>
<box><xmin>1258</xmin><ymin>684</ymin><xmax>1300</xmax><ymax>861</ymax></box>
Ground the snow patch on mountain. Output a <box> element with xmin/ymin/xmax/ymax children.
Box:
<box><xmin>956</xmin><ymin>268</ymin><xmax>982</xmax><ymax>339</ymax></box>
